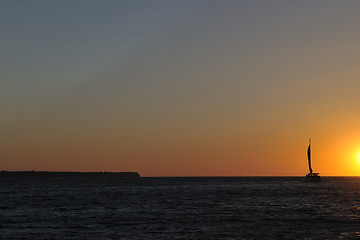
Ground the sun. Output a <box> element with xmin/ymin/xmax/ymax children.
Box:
<box><xmin>356</xmin><ymin>152</ymin><xmax>360</xmax><ymax>166</ymax></box>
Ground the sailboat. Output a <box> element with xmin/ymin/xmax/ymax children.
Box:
<box><xmin>306</xmin><ymin>138</ymin><xmax>320</xmax><ymax>181</ymax></box>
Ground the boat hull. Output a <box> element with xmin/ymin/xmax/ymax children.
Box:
<box><xmin>306</xmin><ymin>172</ymin><xmax>320</xmax><ymax>182</ymax></box>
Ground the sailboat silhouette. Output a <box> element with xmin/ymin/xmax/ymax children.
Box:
<box><xmin>306</xmin><ymin>138</ymin><xmax>320</xmax><ymax>181</ymax></box>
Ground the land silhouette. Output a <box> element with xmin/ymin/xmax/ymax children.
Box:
<box><xmin>0</xmin><ymin>171</ymin><xmax>140</xmax><ymax>178</ymax></box>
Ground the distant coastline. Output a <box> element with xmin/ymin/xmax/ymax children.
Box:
<box><xmin>0</xmin><ymin>171</ymin><xmax>140</xmax><ymax>178</ymax></box>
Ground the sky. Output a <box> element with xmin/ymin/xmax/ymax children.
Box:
<box><xmin>1</xmin><ymin>0</ymin><xmax>360</xmax><ymax>176</ymax></box>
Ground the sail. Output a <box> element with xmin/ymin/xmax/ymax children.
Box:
<box><xmin>307</xmin><ymin>142</ymin><xmax>313</xmax><ymax>174</ymax></box>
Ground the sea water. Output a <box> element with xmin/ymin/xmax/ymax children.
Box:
<box><xmin>1</xmin><ymin>177</ymin><xmax>360</xmax><ymax>239</ymax></box>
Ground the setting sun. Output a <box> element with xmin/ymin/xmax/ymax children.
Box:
<box><xmin>356</xmin><ymin>152</ymin><xmax>360</xmax><ymax>165</ymax></box>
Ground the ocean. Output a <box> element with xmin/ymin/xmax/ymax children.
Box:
<box><xmin>1</xmin><ymin>177</ymin><xmax>360</xmax><ymax>239</ymax></box>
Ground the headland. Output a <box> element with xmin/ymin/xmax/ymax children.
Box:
<box><xmin>0</xmin><ymin>171</ymin><xmax>140</xmax><ymax>178</ymax></box>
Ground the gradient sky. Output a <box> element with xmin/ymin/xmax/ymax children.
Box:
<box><xmin>2</xmin><ymin>1</ymin><xmax>360</xmax><ymax>176</ymax></box>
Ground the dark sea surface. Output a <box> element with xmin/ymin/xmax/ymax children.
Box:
<box><xmin>1</xmin><ymin>177</ymin><xmax>360</xmax><ymax>239</ymax></box>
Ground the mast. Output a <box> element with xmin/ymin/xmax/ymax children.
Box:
<box><xmin>307</xmin><ymin>138</ymin><xmax>313</xmax><ymax>174</ymax></box>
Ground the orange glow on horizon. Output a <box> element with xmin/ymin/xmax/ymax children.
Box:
<box><xmin>322</xmin><ymin>134</ymin><xmax>360</xmax><ymax>176</ymax></box>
